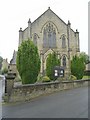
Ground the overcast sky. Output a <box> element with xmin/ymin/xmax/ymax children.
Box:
<box><xmin>0</xmin><ymin>0</ymin><xmax>89</xmax><ymax>62</ymax></box>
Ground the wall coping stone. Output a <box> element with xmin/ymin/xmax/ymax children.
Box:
<box><xmin>14</xmin><ymin>79</ymin><xmax>90</xmax><ymax>89</ymax></box>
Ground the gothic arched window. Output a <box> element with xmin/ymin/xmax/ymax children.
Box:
<box><xmin>33</xmin><ymin>33</ymin><xmax>37</xmax><ymax>45</ymax></box>
<box><xmin>62</xmin><ymin>56</ymin><xmax>66</xmax><ymax>67</ymax></box>
<box><xmin>52</xmin><ymin>30</ymin><xmax>56</xmax><ymax>47</ymax></box>
<box><xmin>43</xmin><ymin>28</ymin><xmax>48</xmax><ymax>48</ymax></box>
<box><xmin>62</xmin><ymin>35</ymin><xmax>66</xmax><ymax>48</ymax></box>
<box><xmin>43</xmin><ymin>23</ymin><xmax>56</xmax><ymax>48</ymax></box>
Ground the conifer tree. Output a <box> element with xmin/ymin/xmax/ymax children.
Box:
<box><xmin>46</xmin><ymin>52</ymin><xmax>60</xmax><ymax>80</ymax></box>
<box><xmin>16</xmin><ymin>39</ymin><xmax>40</xmax><ymax>84</ymax></box>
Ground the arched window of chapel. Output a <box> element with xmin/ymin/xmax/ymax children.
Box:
<box><xmin>52</xmin><ymin>30</ymin><xmax>56</xmax><ymax>47</ymax></box>
<box><xmin>43</xmin><ymin>23</ymin><xmax>56</xmax><ymax>48</ymax></box>
<box><xmin>62</xmin><ymin>56</ymin><xmax>66</xmax><ymax>67</ymax></box>
<box><xmin>43</xmin><ymin>28</ymin><xmax>49</xmax><ymax>48</ymax></box>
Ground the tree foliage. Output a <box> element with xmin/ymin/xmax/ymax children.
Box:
<box><xmin>46</xmin><ymin>52</ymin><xmax>60</xmax><ymax>80</ymax></box>
<box><xmin>79</xmin><ymin>52</ymin><xmax>90</xmax><ymax>64</ymax></box>
<box><xmin>1</xmin><ymin>67</ymin><xmax>8</xmax><ymax>75</ymax></box>
<box><xmin>71</xmin><ymin>55</ymin><xmax>85</xmax><ymax>79</ymax></box>
<box><xmin>0</xmin><ymin>56</ymin><xmax>3</xmax><ymax>70</ymax></box>
<box><xmin>16</xmin><ymin>39</ymin><xmax>41</xmax><ymax>84</ymax></box>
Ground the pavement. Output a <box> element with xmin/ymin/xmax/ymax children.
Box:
<box><xmin>2</xmin><ymin>86</ymin><xmax>88</xmax><ymax>118</ymax></box>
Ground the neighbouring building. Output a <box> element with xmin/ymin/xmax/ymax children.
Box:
<box><xmin>85</xmin><ymin>63</ymin><xmax>90</xmax><ymax>76</ymax></box>
<box><xmin>8</xmin><ymin>50</ymin><xmax>17</xmax><ymax>75</ymax></box>
<box><xmin>1</xmin><ymin>59</ymin><xmax>9</xmax><ymax>71</ymax></box>
<box><xmin>12</xmin><ymin>7</ymin><xmax>80</xmax><ymax>77</ymax></box>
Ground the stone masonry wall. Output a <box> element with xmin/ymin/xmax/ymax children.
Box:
<box><xmin>9</xmin><ymin>79</ymin><xmax>89</xmax><ymax>103</ymax></box>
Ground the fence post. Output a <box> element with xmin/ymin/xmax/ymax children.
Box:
<box><xmin>4</xmin><ymin>73</ymin><xmax>16</xmax><ymax>102</ymax></box>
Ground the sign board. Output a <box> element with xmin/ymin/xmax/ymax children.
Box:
<box><xmin>54</xmin><ymin>66</ymin><xmax>64</xmax><ymax>78</ymax></box>
<box><xmin>54</xmin><ymin>70</ymin><xmax>58</xmax><ymax>76</ymax></box>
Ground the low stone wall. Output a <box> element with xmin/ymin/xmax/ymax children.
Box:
<box><xmin>9</xmin><ymin>79</ymin><xmax>89</xmax><ymax>103</ymax></box>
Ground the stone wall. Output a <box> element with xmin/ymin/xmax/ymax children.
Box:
<box><xmin>8</xmin><ymin>79</ymin><xmax>89</xmax><ymax>103</ymax></box>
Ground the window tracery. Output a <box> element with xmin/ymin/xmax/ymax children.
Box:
<box><xmin>43</xmin><ymin>23</ymin><xmax>56</xmax><ymax>48</ymax></box>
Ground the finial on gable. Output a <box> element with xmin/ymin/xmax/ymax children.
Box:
<box><xmin>48</xmin><ymin>7</ymin><xmax>50</xmax><ymax>9</ymax></box>
<box><xmin>19</xmin><ymin>27</ymin><xmax>22</xmax><ymax>32</ymax></box>
<box><xmin>68</xmin><ymin>20</ymin><xmax>71</xmax><ymax>25</ymax></box>
<box><xmin>76</xmin><ymin>29</ymin><xmax>79</xmax><ymax>33</ymax></box>
<box><xmin>28</xmin><ymin>18</ymin><xmax>31</xmax><ymax>23</ymax></box>
<box><xmin>76</xmin><ymin>29</ymin><xmax>78</xmax><ymax>32</ymax></box>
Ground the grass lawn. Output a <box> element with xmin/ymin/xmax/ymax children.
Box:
<box><xmin>82</xmin><ymin>76</ymin><xmax>90</xmax><ymax>79</ymax></box>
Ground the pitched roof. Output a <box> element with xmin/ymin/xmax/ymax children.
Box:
<box><xmin>32</xmin><ymin>7</ymin><xmax>67</xmax><ymax>26</ymax></box>
<box><xmin>22</xmin><ymin>7</ymin><xmax>76</xmax><ymax>34</ymax></box>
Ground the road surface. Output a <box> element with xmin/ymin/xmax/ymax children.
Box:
<box><xmin>2</xmin><ymin>86</ymin><xmax>88</xmax><ymax>118</ymax></box>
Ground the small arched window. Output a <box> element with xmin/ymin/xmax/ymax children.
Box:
<box><xmin>62</xmin><ymin>35</ymin><xmax>66</xmax><ymax>48</ymax></box>
<box><xmin>62</xmin><ymin>56</ymin><xmax>66</xmax><ymax>67</ymax></box>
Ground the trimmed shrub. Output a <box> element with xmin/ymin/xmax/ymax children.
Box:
<box><xmin>46</xmin><ymin>52</ymin><xmax>60</xmax><ymax>81</ymax></box>
<box><xmin>42</xmin><ymin>76</ymin><xmax>50</xmax><ymax>82</ymax></box>
<box><xmin>2</xmin><ymin>68</ymin><xmax>8</xmax><ymax>75</ymax></box>
<box><xmin>68</xmin><ymin>75</ymin><xmax>77</xmax><ymax>80</ymax></box>
<box><xmin>16</xmin><ymin>39</ymin><xmax>41</xmax><ymax>84</ymax></box>
<box><xmin>71</xmin><ymin>55</ymin><xmax>85</xmax><ymax>79</ymax></box>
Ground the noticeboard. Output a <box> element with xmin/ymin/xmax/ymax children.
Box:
<box><xmin>54</xmin><ymin>66</ymin><xmax>64</xmax><ymax>78</ymax></box>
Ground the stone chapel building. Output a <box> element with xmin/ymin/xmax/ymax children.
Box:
<box><xmin>18</xmin><ymin>7</ymin><xmax>80</xmax><ymax>77</ymax></box>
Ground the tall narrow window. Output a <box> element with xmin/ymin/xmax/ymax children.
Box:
<box><xmin>62</xmin><ymin>35</ymin><xmax>66</xmax><ymax>48</ymax></box>
<box><xmin>48</xmin><ymin>31</ymin><xmax>52</xmax><ymax>48</ymax></box>
<box><xmin>62</xmin><ymin>56</ymin><xmax>66</xmax><ymax>67</ymax></box>
<box><xmin>52</xmin><ymin>30</ymin><xmax>56</xmax><ymax>48</ymax></box>
<box><xmin>43</xmin><ymin>28</ymin><xmax>49</xmax><ymax>48</ymax></box>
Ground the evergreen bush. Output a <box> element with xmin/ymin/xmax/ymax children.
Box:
<box><xmin>71</xmin><ymin>55</ymin><xmax>85</xmax><ymax>79</ymax></box>
<box><xmin>16</xmin><ymin>39</ymin><xmax>41</xmax><ymax>84</ymax></box>
<box><xmin>46</xmin><ymin>52</ymin><xmax>60</xmax><ymax>80</ymax></box>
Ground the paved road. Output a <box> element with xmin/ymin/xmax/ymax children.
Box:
<box><xmin>2</xmin><ymin>87</ymin><xmax>88</xmax><ymax>118</ymax></box>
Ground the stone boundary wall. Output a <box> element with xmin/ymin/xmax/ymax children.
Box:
<box><xmin>8</xmin><ymin>79</ymin><xmax>89</xmax><ymax>103</ymax></box>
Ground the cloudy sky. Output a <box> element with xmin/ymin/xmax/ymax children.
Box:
<box><xmin>0</xmin><ymin>0</ymin><xmax>89</xmax><ymax>62</ymax></box>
